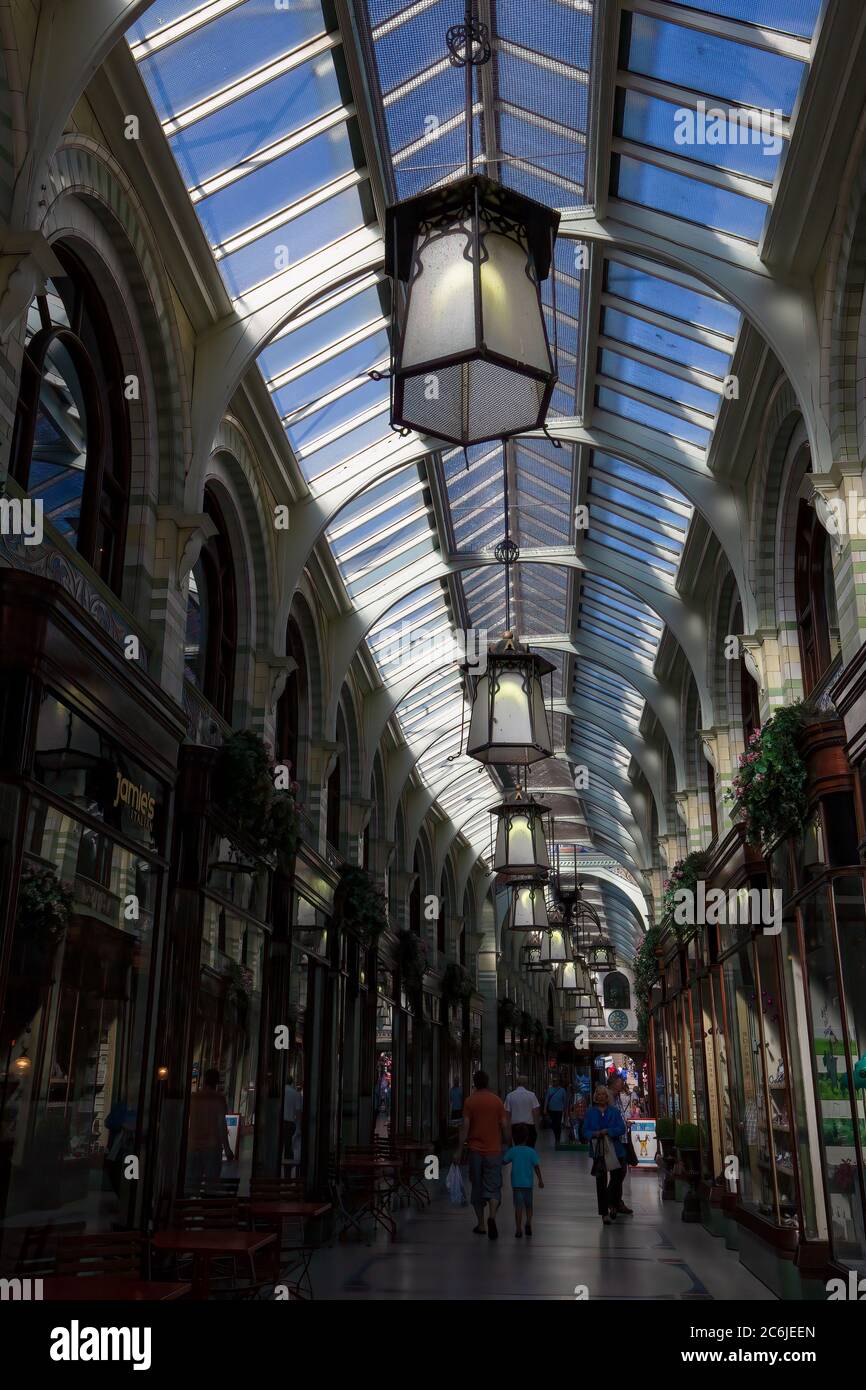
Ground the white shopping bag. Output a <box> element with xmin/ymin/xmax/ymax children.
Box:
<box><xmin>446</xmin><ymin>1161</ymin><xmax>467</xmax><ymax>1206</ymax></box>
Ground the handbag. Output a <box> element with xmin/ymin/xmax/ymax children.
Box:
<box><xmin>446</xmin><ymin>1162</ymin><xmax>467</xmax><ymax>1206</ymax></box>
<box><xmin>590</xmin><ymin>1134</ymin><xmax>621</xmax><ymax>1175</ymax></box>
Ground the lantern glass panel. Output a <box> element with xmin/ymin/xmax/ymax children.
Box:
<box><xmin>494</xmin><ymin>809</ymin><xmax>549</xmax><ymax>874</ymax></box>
<box><xmin>508</xmin><ymin>882</ymin><xmax>549</xmax><ymax>931</ymax></box>
<box><xmin>482</xmin><ymin>230</ymin><xmax>550</xmax><ymax>371</ymax></box>
<box><xmin>467</xmin><ymin>659</ymin><xmax>553</xmax><ymax>765</ymax></box>
<box><xmin>400</xmin><ymin>221</ymin><xmax>476</xmax><ymax>369</ymax></box>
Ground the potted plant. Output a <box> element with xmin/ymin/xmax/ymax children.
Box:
<box><xmin>16</xmin><ymin>861</ymin><xmax>73</xmax><ymax>945</ymax></box>
<box><xmin>213</xmin><ymin>729</ymin><xmax>299</xmax><ymax>867</ymax></box>
<box><xmin>335</xmin><ymin>865</ymin><xmax>388</xmax><ymax>947</ymax></box>
<box><xmin>675</xmin><ymin>1122</ymin><xmax>702</xmax><ymax>1222</ymax></box>
<box><xmin>442</xmin><ymin>961</ymin><xmax>474</xmax><ymax>1005</ymax></box>
<box><xmin>396</xmin><ymin>929</ymin><xmax>430</xmax><ymax>988</ymax></box>
<box><xmin>726</xmin><ymin>703</ymin><xmax>808</xmax><ymax>852</ymax></box>
<box><xmin>655</xmin><ymin>1116</ymin><xmax>677</xmax><ymax>1200</ymax></box>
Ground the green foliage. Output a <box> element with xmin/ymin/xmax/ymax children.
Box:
<box><xmin>336</xmin><ymin>865</ymin><xmax>388</xmax><ymax>944</ymax></box>
<box><xmin>662</xmin><ymin>851</ymin><xmax>710</xmax><ymax>937</ymax></box>
<box><xmin>655</xmin><ymin>1117</ymin><xmax>675</xmax><ymax>1140</ymax></box>
<box><xmin>726</xmin><ymin>703</ymin><xmax>808</xmax><ymax>852</ymax></box>
<box><xmin>16</xmin><ymin>862</ymin><xmax>73</xmax><ymax>940</ymax></box>
<box><xmin>442</xmin><ymin>961</ymin><xmax>474</xmax><ymax>1003</ymax></box>
<box><xmin>213</xmin><ymin>730</ymin><xmax>298</xmax><ymax>866</ymax></box>
<box><xmin>396</xmin><ymin>928</ymin><xmax>431</xmax><ymax>986</ymax></box>
<box><xmin>675</xmin><ymin>1122</ymin><xmax>700</xmax><ymax>1150</ymax></box>
<box><xmin>633</xmin><ymin>924</ymin><xmax>663</xmax><ymax>1046</ymax></box>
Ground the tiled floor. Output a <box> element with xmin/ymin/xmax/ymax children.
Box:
<box><xmin>312</xmin><ymin>1133</ymin><xmax>779</xmax><ymax>1300</ymax></box>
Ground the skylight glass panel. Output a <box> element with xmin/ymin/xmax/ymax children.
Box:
<box><xmin>614</xmin><ymin>154</ymin><xmax>768</xmax><ymax>241</ymax></box>
<box><xmin>593</xmin><ymin>452</ymin><xmax>692</xmax><ymax>505</ymax></box>
<box><xmin>588</xmin><ymin>479</ymin><xmax>689</xmax><ymax>534</ymax></box>
<box><xmin>137</xmin><ymin>2</ymin><xmax>326</xmax><ymax>122</ymax></box>
<box><xmin>602</xmin><ymin>307</ymin><xmax>730</xmax><ymax>376</ymax></box>
<box><xmin>259</xmin><ymin>285</ymin><xmax>385</xmax><ymax>385</ymax></box>
<box><xmin>169</xmin><ymin>51</ymin><xmax>345</xmax><ymax>191</ymax></box>
<box><xmin>623</xmin><ymin>12</ymin><xmax>806</xmax><ymax>115</ymax></box>
<box><xmin>596</xmin><ymin>386</ymin><xmax>713</xmax><ymax>448</ymax></box>
<box><xmin>605</xmin><ymin>260</ymin><xmax>739</xmax><ymax>336</ymax></box>
<box><xmin>619</xmin><ymin>90</ymin><xmax>781</xmax><ymax>182</ymax></box>
<box><xmin>598</xmin><ymin>349</ymin><xmax>719</xmax><ymax>415</ymax></box>
<box><xmin>218</xmin><ymin>183</ymin><xmax>368</xmax><ymax>298</ymax></box>
<box><xmin>129</xmin><ymin>0</ymin><xmax>205</xmax><ymax>45</ymax></box>
<box><xmin>195</xmin><ymin>125</ymin><xmax>358</xmax><ymax>249</ymax></box>
<box><xmin>670</xmin><ymin>0</ymin><xmax>822</xmax><ymax>40</ymax></box>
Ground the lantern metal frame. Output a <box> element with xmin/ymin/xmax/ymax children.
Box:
<box><xmin>490</xmin><ymin>787</ymin><xmax>551</xmax><ymax>878</ymax></box>
<box><xmin>466</xmin><ymin>631</ymin><xmax>555</xmax><ymax>766</ymax></box>
<box><xmin>384</xmin><ymin>174</ymin><xmax>560</xmax><ymax>447</ymax></box>
<box><xmin>521</xmin><ymin>930</ymin><xmax>552</xmax><ymax>974</ymax></box>
<box><xmin>586</xmin><ymin>936</ymin><xmax>617</xmax><ymax>973</ymax></box>
<box><xmin>505</xmin><ymin>878</ymin><xmax>550</xmax><ymax>931</ymax></box>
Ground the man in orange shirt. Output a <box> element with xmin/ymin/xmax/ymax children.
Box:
<box><xmin>455</xmin><ymin>1070</ymin><xmax>511</xmax><ymax>1240</ymax></box>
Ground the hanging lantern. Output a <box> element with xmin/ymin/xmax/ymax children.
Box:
<box><xmin>586</xmin><ymin>936</ymin><xmax>617</xmax><ymax>972</ymax></box>
<box><xmin>538</xmin><ymin>926</ymin><xmax>570</xmax><ymax>967</ymax></box>
<box><xmin>491</xmin><ymin>788</ymin><xmax>550</xmax><ymax>877</ymax></box>
<box><xmin>521</xmin><ymin>931</ymin><xmax>551</xmax><ymax>973</ymax></box>
<box><xmin>385</xmin><ymin>176</ymin><xmax>560</xmax><ymax>447</ymax></box>
<box><xmin>505</xmin><ymin>879</ymin><xmax>549</xmax><ymax>931</ymax></box>
<box><xmin>554</xmin><ymin>959</ymin><xmax>592</xmax><ymax>999</ymax></box>
<box><xmin>466</xmin><ymin>633</ymin><xmax>554</xmax><ymax>765</ymax></box>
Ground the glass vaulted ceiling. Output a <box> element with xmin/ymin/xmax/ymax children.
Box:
<box><xmin>127</xmin><ymin>0</ymin><xmax>826</xmax><ymax>898</ymax></box>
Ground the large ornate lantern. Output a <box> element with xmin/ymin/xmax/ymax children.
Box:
<box><xmin>586</xmin><ymin>936</ymin><xmax>617</xmax><ymax>972</ymax></box>
<box><xmin>537</xmin><ymin>926</ymin><xmax>570</xmax><ymax>967</ymax></box>
<box><xmin>491</xmin><ymin>788</ymin><xmax>550</xmax><ymax>877</ymax></box>
<box><xmin>505</xmin><ymin>879</ymin><xmax>549</xmax><ymax>931</ymax></box>
<box><xmin>382</xmin><ymin>1</ymin><xmax>560</xmax><ymax>447</ymax></box>
<box><xmin>467</xmin><ymin>632</ymin><xmax>554</xmax><ymax>765</ymax></box>
<box><xmin>521</xmin><ymin>931</ymin><xmax>551</xmax><ymax>974</ymax></box>
<box><xmin>385</xmin><ymin>175</ymin><xmax>560</xmax><ymax>447</ymax></box>
<box><xmin>554</xmin><ymin>960</ymin><xmax>592</xmax><ymax>1002</ymax></box>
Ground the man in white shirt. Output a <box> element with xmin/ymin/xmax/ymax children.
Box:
<box><xmin>504</xmin><ymin>1076</ymin><xmax>541</xmax><ymax>1148</ymax></box>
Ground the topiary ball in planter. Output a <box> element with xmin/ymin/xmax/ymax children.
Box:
<box><xmin>674</xmin><ymin>1121</ymin><xmax>700</xmax><ymax>1151</ymax></box>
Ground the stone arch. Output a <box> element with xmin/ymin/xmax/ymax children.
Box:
<box><xmin>194</xmin><ymin>464</ymin><xmax>258</xmax><ymax>728</ymax></box>
<box><xmin>750</xmin><ymin>382</ymin><xmax>803</xmax><ymax>630</ymax></box>
<box><xmin>42</xmin><ymin>138</ymin><xmax>190</xmax><ymax>505</ymax></box>
<box><xmin>820</xmin><ymin>105</ymin><xmax>866</xmax><ymax>463</ymax></box>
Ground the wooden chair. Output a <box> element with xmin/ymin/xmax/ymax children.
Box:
<box><xmin>249</xmin><ymin>1177</ymin><xmax>304</xmax><ymax>1201</ymax></box>
<box><xmin>1</xmin><ymin>1222</ymin><xmax>86</xmax><ymax>1279</ymax></box>
<box><xmin>55</xmin><ymin>1231</ymin><xmax>142</xmax><ymax>1279</ymax></box>
<box><xmin>168</xmin><ymin>1197</ymin><xmax>266</xmax><ymax>1299</ymax></box>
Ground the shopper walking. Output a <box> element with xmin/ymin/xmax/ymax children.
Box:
<box><xmin>455</xmin><ymin>1070</ymin><xmax>511</xmax><ymax>1240</ymax></box>
<box><xmin>583</xmin><ymin>1084</ymin><xmax>626</xmax><ymax>1225</ymax></box>
<box><xmin>543</xmin><ymin>1078</ymin><xmax>567</xmax><ymax>1145</ymax></box>
<box><xmin>502</xmin><ymin>1123</ymin><xmax>544</xmax><ymax>1238</ymax></box>
<box><xmin>504</xmin><ymin>1075</ymin><xmax>541</xmax><ymax>1147</ymax></box>
<box><xmin>608</xmin><ymin>1074</ymin><xmax>634</xmax><ymax>1215</ymax></box>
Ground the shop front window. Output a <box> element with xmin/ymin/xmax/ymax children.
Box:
<box><xmin>0</xmin><ymin>798</ymin><xmax>158</xmax><ymax>1255</ymax></box>
<box><xmin>188</xmin><ymin>898</ymin><xmax>265</xmax><ymax>1194</ymax></box>
<box><xmin>799</xmin><ymin>878</ymin><xmax>866</xmax><ymax>1270</ymax></box>
<box><xmin>375</xmin><ymin>994</ymin><xmax>393</xmax><ymax>1139</ymax></box>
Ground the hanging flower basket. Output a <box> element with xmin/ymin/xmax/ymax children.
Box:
<box><xmin>396</xmin><ymin>929</ymin><xmax>430</xmax><ymax>988</ymax></box>
<box><xmin>16</xmin><ymin>861</ymin><xmax>73</xmax><ymax>943</ymax></box>
<box><xmin>661</xmin><ymin>851</ymin><xmax>710</xmax><ymax>935</ymax></box>
<box><xmin>335</xmin><ymin>865</ymin><xmax>388</xmax><ymax>947</ymax></box>
<box><xmin>725</xmin><ymin>703</ymin><xmax>808</xmax><ymax>853</ymax></box>
<box><xmin>213</xmin><ymin>729</ymin><xmax>299</xmax><ymax>868</ymax></box>
<box><xmin>633</xmin><ymin>924</ymin><xmax>662</xmax><ymax>1047</ymax></box>
<box><xmin>442</xmin><ymin>961</ymin><xmax>474</xmax><ymax>1003</ymax></box>
<box><xmin>499</xmin><ymin>998</ymin><xmax>520</xmax><ymax>1029</ymax></box>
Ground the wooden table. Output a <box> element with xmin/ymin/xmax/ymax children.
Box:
<box><xmin>337</xmin><ymin>1159</ymin><xmax>400</xmax><ymax>1239</ymax></box>
<box><xmin>151</xmin><ymin>1229</ymin><xmax>275</xmax><ymax>1299</ymax></box>
<box><xmin>249</xmin><ymin>1201</ymin><xmax>331</xmax><ymax>1297</ymax></box>
<box><xmin>41</xmin><ymin>1277</ymin><xmax>190</xmax><ymax>1301</ymax></box>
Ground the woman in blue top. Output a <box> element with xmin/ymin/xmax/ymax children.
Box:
<box><xmin>583</xmin><ymin>1084</ymin><xmax>626</xmax><ymax>1225</ymax></box>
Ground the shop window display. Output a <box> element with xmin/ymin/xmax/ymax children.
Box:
<box><xmin>799</xmin><ymin>878</ymin><xmax>866</xmax><ymax>1270</ymax></box>
<box><xmin>189</xmin><ymin>895</ymin><xmax>265</xmax><ymax>1194</ymax></box>
<box><xmin>0</xmin><ymin>800</ymin><xmax>158</xmax><ymax>1245</ymax></box>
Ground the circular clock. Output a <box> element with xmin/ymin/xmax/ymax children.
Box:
<box><xmin>607</xmin><ymin>1009</ymin><xmax>628</xmax><ymax>1033</ymax></box>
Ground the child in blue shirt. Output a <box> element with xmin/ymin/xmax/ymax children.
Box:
<box><xmin>502</xmin><ymin>1123</ymin><xmax>544</xmax><ymax>1237</ymax></box>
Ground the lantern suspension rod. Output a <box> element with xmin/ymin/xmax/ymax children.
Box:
<box><xmin>464</xmin><ymin>0</ymin><xmax>474</xmax><ymax>177</ymax></box>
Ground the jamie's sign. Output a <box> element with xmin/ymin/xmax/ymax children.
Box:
<box><xmin>34</xmin><ymin>693</ymin><xmax>165</xmax><ymax>851</ymax></box>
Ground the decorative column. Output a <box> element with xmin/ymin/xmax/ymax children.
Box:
<box><xmin>805</xmin><ymin>466</ymin><xmax>866</xmax><ymax>666</ymax></box>
<box><xmin>151</xmin><ymin>507</ymin><xmax>217</xmax><ymax>702</ymax></box>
